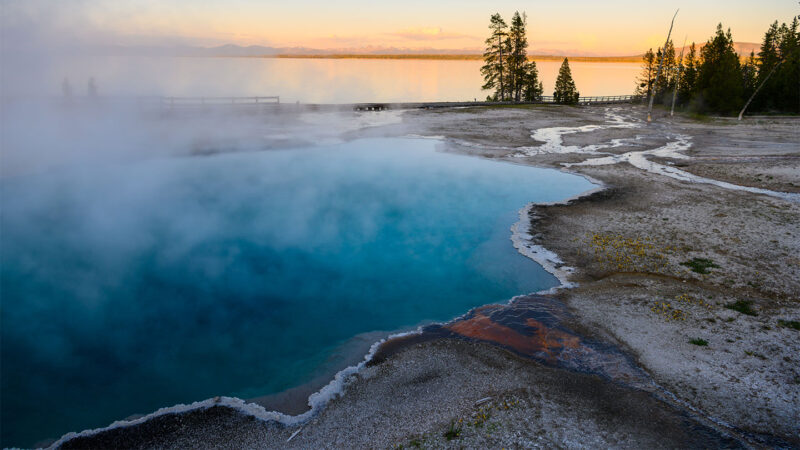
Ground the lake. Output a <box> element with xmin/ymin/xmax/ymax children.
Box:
<box><xmin>0</xmin><ymin>137</ymin><xmax>596</xmax><ymax>447</ymax></box>
<box><xmin>12</xmin><ymin>56</ymin><xmax>640</xmax><ymax>103</ymax></box>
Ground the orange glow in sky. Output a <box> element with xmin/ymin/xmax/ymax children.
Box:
<box><xmin>4</xmin><ymin>1</ymin><xmax>798</xmax><ymax>55</ymax></box>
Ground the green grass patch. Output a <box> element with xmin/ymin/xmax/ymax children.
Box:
<box><xmin>688</xmin><ymin>112</ymin><xmax>714</xmax><ymax>122</ymax></box>
<box><xmin>778</xmin><ymin>319</ymin><xmax>800</xmax><ymax>330</ymax></box>
<box><xmin>681</xmin><ymin>257</ymin><xmax>720</xmax><ymax>274</ymax></box>
<box><xmin>443</xmin><ymin>422</ymin><xmax>462</xmax><ymax>441</ymax></box>
<box><xmin>725</xmin><ymin>300</ymin><xmax>758</xmax><ymax>316</ymax></box>
<box><xmin>689</xmin><ymin>338</ymin><xmax>708</xmax><ymax>346</ymax></box>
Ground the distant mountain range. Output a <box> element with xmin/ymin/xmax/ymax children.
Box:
<box><xmin>95</xmin><ymin>42</ymin><xmax>761</xmax><ymax>60</ymax></box>
<box><xmin>674</xmin><ymin>42</ymin><xmax>760</xmax><ymax>57</ymax></box>
<box><xmin>100</xmin><ymin>44</ymin><xmax>482</xmax><ymax>57</ymax></box>
<box><xmin>98</xmin><ymin>44</ymin><xmax>643</xmax><ymax>58</ymax></box>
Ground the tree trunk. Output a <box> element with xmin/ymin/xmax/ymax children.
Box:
<box><xmin>498</xmin><ymin>35</ymin><xmax>504</xmax><ymax>101</ymax></box>
<box><xmin>738</xmin><ymin>59</ymin><xmax>782</xmax><ymax>120</ymax></box>
<box><xmin>647</xmin><ymin>9</ymin><xmax>679</xmax><ymax>123</ymax></box>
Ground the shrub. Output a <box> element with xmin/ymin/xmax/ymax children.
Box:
<box><xmin>725</xmin><ymin>300</ymin><xmax>758</xmax><ymax>316</ymax></box>
<box><xmin>681</xmin><ymin>257</ymin><xmax>719</xmax><ymax>274</ymax></box>
<box><xmin>778</xmin><ymin>320</ymin><xmax>800</xmax><ymax>330</ymax></box>
<box><xmin>443</xmin><ymin>422</ymin><xmax>462</xmax><ymax>441</ymax></box>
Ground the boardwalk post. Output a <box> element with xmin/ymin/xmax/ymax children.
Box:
<box><xmin>647</xmin><ymin>9</ymin><xmax>679</xmax><ymax>123</ymax></box>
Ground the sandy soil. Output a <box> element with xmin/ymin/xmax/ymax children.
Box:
<box><xmin>52</xmin><ymin>104</ymin><xmax>800</xmax><ymax>449</ymax></box>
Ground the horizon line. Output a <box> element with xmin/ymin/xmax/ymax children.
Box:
<box><xmin>206</xmin><ymin>54</ymin><xmax>644</xmax><ymax>62</ymax></box>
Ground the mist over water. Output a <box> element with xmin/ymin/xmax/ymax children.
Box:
<box><xmin>1</xmin><ymin>136</ymin><xmax>595</xmax><ymax>447</ymax></box>
<box><xmin>1</xmin><ymin>9</ymin><xmax>600</xmax><ymax>446</ymax></box>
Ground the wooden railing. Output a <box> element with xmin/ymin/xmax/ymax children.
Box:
<box><xmin>137</xmin><ymin>96</ymin><xmax>280</xmax><ymax>110</ymax></box>
<box><xmin>538</xmin><ymin>95</ymin><xmax>642</xmax><ymax>105</ymax></box>
<box><xmin>130</xmin><ymin>94</ymin><xmax>641</xmax><ymax>113</ymax></box>
<box><xmin>353</xmin><ymin>96</ymin><xmax>642</xmax><ymax>111</ymax></box>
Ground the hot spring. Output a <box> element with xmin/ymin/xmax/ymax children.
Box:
<box><xmin>0</xmin><ymin>137</ymin><xmax>595</xmax><ymax>447</ymax></box>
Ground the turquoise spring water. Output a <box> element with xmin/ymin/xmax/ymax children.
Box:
<box><xmin>0</xmin><ymin>138</ymin><xmax>594</xmax><ymax>447</ymax></box>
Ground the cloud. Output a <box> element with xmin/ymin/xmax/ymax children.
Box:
<box><xmin>387</xmin><ymin>27</ymin><xmax>476</xmax><ymax>41</ymax></box>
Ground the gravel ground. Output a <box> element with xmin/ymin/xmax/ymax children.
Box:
<box><xmin>58</xmin><ymin>340</ymin><xmax>745</xmax><ymax>449</ymax></box>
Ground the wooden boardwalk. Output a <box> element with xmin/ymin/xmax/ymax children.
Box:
<box><xmin>133</xmin><ymin>94</ymin><xmax>641</xmax><ymax>113</ymax></box>
<box><xmin>566</xmin><ymin>95</ymin><xmax>642</xmax><ymax>106</ymax></box>
<box><xmin>140</xmin><ymin>96</ymin><xmax>280</xmax><ymax>109</ymax></box>
<box><xmin>355</xmin><ymin>95</ymin><xmax>642</xmax><ymax>111</ymax></box>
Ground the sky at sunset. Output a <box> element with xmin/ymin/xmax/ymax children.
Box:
<box><xmin>3</xmin><ymin>1</ymin><xmax>798</xmax><ymax>55</ymax></box>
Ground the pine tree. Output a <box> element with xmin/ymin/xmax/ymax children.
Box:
<box><xmin>521</xmin><ymin>61</ymin><xmax>544</xmax><ymax>101</ymax></box>
<box><xmin>750</xmin><ymin>17</ymin><xmax>800</xmax><ymax>113</ymax></box>
<box><xmin>741</xmin><ymin>51</ymin><xmax>758</xmax><ymax>101</ymax></box>
<box><xmin>774</xmin><ymin>17</ymin><xmax>800</xmax><ymax>112</ymax></box>
<box><xmin>677</xmin><ymin>43</ymin><xmax>697</xmax><ymax>106</ymax></box>
<box><xmin>553</xmin><ymin>58</ymin><xmax>579</xmax><ymax>104</ymax></box>
<box><xmin>481</xmin><ymin>13</ymin><xmax>510</xmax><ymax>101</ymax></box>
<box><xmin>654</xmin><ymin>40</ymin><xmax>677</xmax><ymax>103</ymax></box>
<box><xmin>507</xmin><ymin>11</ymin><xmax>529</xmax><ymax>101</ymax></box>
<box><xmin>635</xmin><ymin>49</ymin><xmax>656</xmax><ymax>97</ymax></box>
<box><xmin>754</xmin><ymin>21</ymin><xmax>781</xmax><ymax>110</ymax></box>
<box><xmin>695</xmin><ymin>24</ymin><xmax>743</xmax><ymax>114</ymax></box>
<box><xmin>759</xmin><ymin>21</ymin><xmax>782</xmax><ymax>69</ymax></box>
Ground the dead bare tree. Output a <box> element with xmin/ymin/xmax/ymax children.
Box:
<box><xmin>738</xmin><ymin>59</ymin><xmax>783</xmax><ymax>120</ymax></box>
<box><xmin>670</xmin><ymin>36</ymin><xmax>687</xmax><ymax>117</ymax></box>
<box><xmin>647</xmin><ymin>9</ymin><xmax>679</xmax><ymax>123</ymax></box>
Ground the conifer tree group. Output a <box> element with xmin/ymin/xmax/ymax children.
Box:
<box><xmin>637</xmin><ymin>16</ymin><xmax>800</xmax><ymax>115</ymax></box>
<box><xmin>636</xmin><ymin>42</ymin><xmax>678</xmax><ymax>104</ymax></box>
<box><xmin>635</xmin><ymin>49</ymin><xmax>657</xmax><ymax>98</ymax></box>
<box><xmin>481</xmin><ymin>11</ymin><xmax>543</xmax><ymax>102</ymax></box>
<box><xmin>654</xmin><ymin>41</ymin><xmax>677</xmax><ymax>102</ymax></box>
<box><xmin>677</xmin><ymin>44</ymin><xmax>698</xmax><ymax>104</ymax></box>
<box><xmin>752</xmin><ymin>18</ymin><xmax>799</xmax><ymax>112</ymax></box>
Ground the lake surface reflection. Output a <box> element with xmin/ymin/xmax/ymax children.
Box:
<box><xmin>19</xmin><ymin>57</ymin><xmax>639</xmax><ymax>103</ymax></box>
